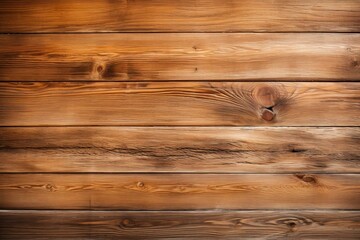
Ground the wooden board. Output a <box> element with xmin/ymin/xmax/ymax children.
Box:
<box><xmin>1</xmin><ymin>0</ymin><xmax>360</xmax><ymax>33</ymax></box>
<box><xmin>0</xmin><ymin>82</ymin><xmax>359</xmax><ymax>126</ymax></box>
<box><xmin>0</xmin><ymin>210</ymin><xmax>359</xmax><ymax>239</ymax></box>
<box><xmin>0</xmin><ymin>34</ymin><xmax>359</xmax><ymax>81</ymax></box>
<box><xmin>0</xmin><ymin>174</ymin><xmax>359</xmax><ymax>210</ymax></box>
<box><xmin>0</xmin><ymin>127</ymin><xmax>359</xmax><ymax>173</ymax></box>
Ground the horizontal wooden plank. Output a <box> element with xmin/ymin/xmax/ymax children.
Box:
<box><xmin>0</xmin><ymin>127</ymin><xmax>359</xmax><ymax>173</ymax></box>
<box><xmin>0</xmin><ymin>174</ymin><xmax>359</xmax><ymax>210</ymax></box>
<box><xmin>0</xmin><ymin>0</ymin><xmax>360</xmax><ymax>33</ymax></box>
<box><xmin>0</xmin><ymin>211</ymin><xmax>359</xmax><ymax>239</ymax></box>
<box><xmin>0</xmin><ymin>82</ymin><xmax>359</xmax><ymax>126</ymax></box>
<box><xmin>0</xmin><ymin>34</ymin><xmax>359</xmax><ymax>81</ymax></box>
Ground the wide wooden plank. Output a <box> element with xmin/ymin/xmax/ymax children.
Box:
<box><xmin>0</xmin><ymin>127</ymin><xmax>359</xmax><ymax>173</ymax></box>
<box><xmin>0</xmin><ymin>82</ymin><xmax>359</xmax><ymax>126</ymax></box>
<box><xmin>0</xmin><ymin>210</ymin><xmax>359</xmax><ymax>239</ymax></box>
<box><xmin>0</xmin><ymin>34</ymin><xmax>359</xmax><ymax>81</ymax></box>
<box><xmin>0</xmin><ymin>174</ymin><xmax>359</xmax><ymax>210</ymax></box>
<box><xmin>0</xmin><ymin>0</ymin><xmax>360</xmax><ymax>33</ymax></box>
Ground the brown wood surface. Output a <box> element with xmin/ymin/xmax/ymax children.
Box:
<box><xmin>0</xmin><ymin>34</ymin><xmax>359</xmax><ymax>81</ymax></box>
<box><xmin>1</xmin><ymin>1</ymin><xmax>359</xmax><ymax>238</ymax></box>
<box><xmin>1</xmin><ymin>0</ymin><xmax>360</xmax><ymax>33</ymax></box>
<box><xmin>0</xmin><ymin>174</ymin><xmax>359</xmax><ymax>210</ymax></box>
<box><xmin>0</xmin><ymin>210</ymin><xmax>359</xmax><ymax>239</ymax></box>
<box><xmin>0</xmin><ymin>127</ymin><xmax>359</xmax><ymax>173</ymax></box>
<box><xmin>0</xmin><ymin>82</ymin><xmax>359</xmax><ymax>126</ymax></box>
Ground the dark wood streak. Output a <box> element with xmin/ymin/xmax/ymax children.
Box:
<box><xmin>0</xmin><ymin>127</ymin><xmax>359</xmax><ymax>173</ymax></box>
<box><xmin>0</xmin><ymin>174</ymin><xmax>359</xmax><ymax>210</ymax></box>
<box><xmin>0</xmin><ymin>34</ymin><xmax>359</xmax><ymax>81</ymax></box>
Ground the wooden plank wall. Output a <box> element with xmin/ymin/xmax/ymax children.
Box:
<box><xmin>0</xmin><ymin>0</ymin><xmax>359</xmax><ymax>239</ymax></box>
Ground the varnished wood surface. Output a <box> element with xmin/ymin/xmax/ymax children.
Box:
<box><xmin>0</xmin><ymin>82</ymin><xmax>359</xmax><ymax>126</ymax></box>
<box><xmin>0</xmin><ymin>127</ymin><xmax>359</xmax><ymax>173</ymax></box>
<box><xmin>1</xmin><ymin>0</ymin><xmax>360</xmax><ymax>33</ymax></box>
<box><xmin>0</xmin><ymin>174</ymin><xmax>359</xmax><ymax>210</ymax></box>
<box><xmin>1</xmin><ymin>1</ymin><xmax>359</xmax><ymax>238</ymax></box>
<box><xmin>0</xmin><ymin>34</ymin><xmax>359</xmax><ymax>81</ymax></box>
<box><xmin>0</xmin><ymin>210</ymin><xmax>359</xmax><ymax>239</ymax></box>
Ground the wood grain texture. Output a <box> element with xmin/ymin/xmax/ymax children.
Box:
<box><xmin>0</xmin><ymin>34</ymin><xmax>359</xmax><ymax>81</ymax></box>
<box><xmin>1</xmin><ymin>1</ymin><xmax>359</xmax><ymax>238</ymax></box>
<box><xmin>0</xmin><ymin>82</ymin><xmax>359</xmax><ymax>126</ymax></box>
<box><xmin>0</xmin><ymin>210</ymin><xmax>359</xmax><ymax>239</ymax></box>
<box><xmin>0</xmin><ymin>127</ymin><xmax>359</xmax><ymax>173</ymax></box>
<box><xmin>0</xmin><ymin>174</ymin><xmax>359</xmax><ymax>210</ymax></box>
<box><xmin>0</xmin><ymin>0</ymin><xmax>360</xmax><ymax>33</ymax></box>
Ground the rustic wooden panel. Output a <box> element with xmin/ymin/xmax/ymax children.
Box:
<box><xmin>1</xmin><ymin>0</ymin><xmax>360</xmax><ymax>33</ymax></box>
<box><xmin>0</xmin><ymin>34</ymin><xmax>359</xmax><ymax>81</ymax></box>
<box><xmin>0</xmin><ymin>82</ymin><xmax>359</xmax><ymax>126</ymax></box>
<box><xmin>0</xmin><ymin>210</ymin><xmax>359</xmax><ymax>239</ymax></box>
<box><xmin>0</xmin><ymin>127</ymin><xmax>359</xmax><ymax>173</ymax></box>
<box><xmin>0</xmin><ymin>174</ymin><xmax>359</xmax><ymax>210</ymax></box>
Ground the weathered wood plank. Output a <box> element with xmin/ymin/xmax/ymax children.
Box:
<box><xmin>0</xmin><ymin>210</ymin><xmax>359</xmax><ymax>239</ymax></box>
<box><xmin>0</xmin><ymin>127</ymin><xmax>359</xmax><ymax>173</ymax></box>
<box><xmin>0</xmin><ymin>82</ymin><xmax>359</xmax><ymax>126</ymax></box>
<box><xmin>0</xmin><ymin>34</ymin><xmax>359</xmax><ymax>81</ymax></box>
<box><xmin>0</xmin><ymin>0</ymin><xmax>360</xmax><ymax>33</ymax></box>
<box><xmin>0</xmin><ymin>174</ymin><xmax>359</xmax><ymax>210</ymax></box>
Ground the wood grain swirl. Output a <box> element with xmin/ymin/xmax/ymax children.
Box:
<box><xmin>0</xmin><ymin>34</ymin><xmax>359</xmax><ymax>81</ymax></box>
<box><xmin>0</xmin><ymin>127</ymin><xmax>359</xmax><ymax>173</ymax></box>
<box><xmin>0</xmin><ymin>82</ymin><xmax>359</xmax><ymax>126</ymax></box>
<box><xmin>0</xmin><ymin>174</ymin><xmax>359</xmax><ymax>210</ymax></box>
<box><xmin>1</xmin><ymin>0</ymin><xmax>360</xmax><ymax>33</ymax></box>
<box><xmin>0</xmin><ymin>210</ymin><xmax>359</xmax><ymax>239</ymax></box>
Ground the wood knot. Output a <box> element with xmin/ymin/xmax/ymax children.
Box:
<box><xmin>253</xmin><ymin>85</ymin><xmax>279</xmax><ymax>107</ymax></box>
<box><xmin>96</xmin><ymin>65</ymin><xmax>104</xmax><ymax>73</ymax></box>
<box><xmin>286</xmin><ymin>221</ymin><xmax>297</xmax><ymax>228</ymax></box>
<box><xmin>121</xmin><ymin>218</ymin><xmax>135</xmax><ymax>227</ymax></box>
<box><xmin>285</xmin><ymin>221</ymin><xmax>297</xmax><ymax>232</ymax></box>
<box><xmin>295</xmin><ymin>174</ymin><xmax>317</xmax><ymax>184</ymax></box>
<box><xmin>137</xmin><ymin>182</ymin><xmax>145</xmax><ymax>188</ymax></box>
<box><xmin>352</xmin><ymin>60</ymin><xmax>359</xmax><ymax>67</ymax></box>
<box><xmin>261</xmin><ymin>107</ymin><xmax>275</xmax><ymax>121</ymax></box>
<box><xmin>45</xmin><ymin>184</ymin><xmax>57</xmax><ymax>192</ymax></box>
<box><xmin>253</xmin><ymin>85</ymin><xmax>280</xmax><ymax>121</ymax></box>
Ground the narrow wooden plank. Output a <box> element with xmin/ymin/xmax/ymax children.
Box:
<box><xmin>0</xmin><ymin>210</ymin><xmax>359</xmax><ymax>239</ymax></box>
<box><xmin>0</xmin><ymin>174</ymin><xmax>359</xmax><ymax>210</ymax></box>
<box><xmin>1</xmin><ymin>0</ymin><xmax>360</xmax><ymax>33</ymax></box>
<box><xmin>0</xmin><ymin>34</ymin><xmax>359</xmax><ymax>81</ymax></box>
<box><xmin>0</xmin><ymin>127</ymin><xmax>359</xmax><ymax>173</ymax></box>
<box><xmin>0</xmin><ymin>82</ymin><xmax>359</xmax><ymax>126</ymax></box>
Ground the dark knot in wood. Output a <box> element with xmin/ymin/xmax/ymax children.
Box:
<box><xmin>295</xmin><ymin>174</ymin><xmax>317</xmax><ymax>184</ymax></box>
<box><xmin>253</xmin><ymin>85</ymin><xmax>280</xmax><ymax>121</ymax></box>
<box><xmin>97</xmin><ymin>65</ymin><xmax>104</xmax><ymax>73</ymax></box>
<box><xmin>286</xmin><ymin>221</ymin><xmax>297</xmax><ymax>228</ymax></box>
<box><xmin>261</xmin><ymin>107</ymin><xmax>275</xmax><ymax>121</ymax></box>
<box><xmin>121</xmin><ymin>218</ymin><xmax>135</xmax><ymax>227</ymax></box>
